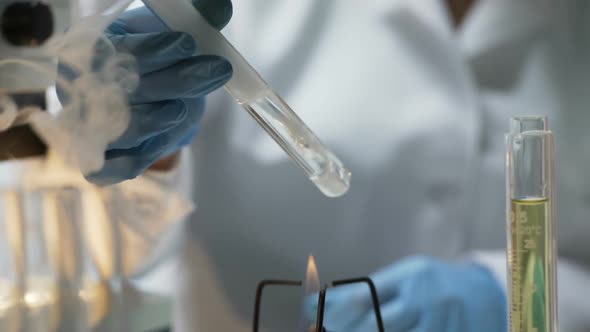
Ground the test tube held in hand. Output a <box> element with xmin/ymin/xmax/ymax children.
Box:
<box><xmin>142</xmin><ymin>0</ymin><xmax>351</xmax><ymax>197</ymax></box>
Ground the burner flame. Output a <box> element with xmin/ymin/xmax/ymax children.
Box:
<box><xmin>305</xmin><ymin>255</ymin><xmax>320</xmax><ymax>295</ymax></box>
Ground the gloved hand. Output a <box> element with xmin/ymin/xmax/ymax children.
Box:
<box><xmin>86</xmin><ymin>0</ymin><xmax>233</xmax><ymax>185</ymax></box>
<box><xmin>305</xmin><ymin>256</ymin><xmax>507</xmax><ymax>332</ymax></box>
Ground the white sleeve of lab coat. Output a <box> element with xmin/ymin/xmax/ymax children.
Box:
<box><xmin>143</xmin><ymin>147</ymin><xmax>194</xmax><ymax>201</ymax></box>
<box><xmin>471</xmin><ymin>250</ymin><xmax>590</xmax><ymax>332</ymax></box>
<box><xmin>128</xmin><ymin>147</ymin><xmax>194</xmax><ymax>294</ymax></box>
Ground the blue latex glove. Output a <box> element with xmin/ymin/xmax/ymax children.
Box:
<box><xmin>86</xmin><ymin>0</ymin><xmax>233</xmax><ymax>185</ymax></box>
<box><xmin>305</xmin><ymin>256</ymin><xmax>507</xmax><ymax>332</ymax></box>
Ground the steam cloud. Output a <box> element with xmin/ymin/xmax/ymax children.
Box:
<box><xmin>1</xmin><ymin>0</ymin><xmax>137</xmax><ymax>174</ymax></box>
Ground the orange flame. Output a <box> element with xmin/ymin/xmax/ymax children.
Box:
<box><xmin>305</xmin><ymin>255</ymin><xmax>320</xmax><ymax>295</ymax></box>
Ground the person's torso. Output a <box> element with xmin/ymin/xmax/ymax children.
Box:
<box><xmin>178</xmin><ymin>1</ymin><xmax>590</xmax><ymax>330</ymax></box>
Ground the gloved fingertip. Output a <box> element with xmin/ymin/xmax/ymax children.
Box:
<box><xmin>106</xmin><ymin>19</ymin><xmax>128</xmax><ymax>35</ymax></box>
<box><xmin>186</xmin><ymin>56</ymin><xmax>232</xmax><ymax>90</ymax></box>
<box><xmin>192</xmin><ymin>0</ymin><xmax>233</xmax><ymax>30</ymax></box>
<box><xmin>176</xmin><ymin>32</ymin><xmax>198</xmax><ymax>56</ymax></box>
<box><xmin>138</xmin><ymin>31</ymin><xmax>197</xmax><ymax>56</ymax></box>
<box><xmin>111</xmin><ymin>6</ymin><xmax>169</xmax><ymax>34</ymax></box>
<box><xmin>211</xmin><ymin>57</ymin><xmax>233</xmax><ymax>80</ymax></box>
<box><xmin>85</xmin><ymin>164</ymin><xmax>139</xmax><ymax>186</ymax></box>
<box><xmin>85</xmin><ymin>156</ymin><xmax>146</xmax><ymax>186</ymax></box>
<box><xmin>160</xmin><ymin>99</ymin><xmax>190</xmax><ymax>124</ymax></box>
<box><xmin>84</xmin><ymin>171</ymin><xmax>120</xmax><ymax>187</ymax></box>
<box><xmin>176</xmin><ymin>121</ymin><xmax>201</xmax><ymax>147</ymax></box>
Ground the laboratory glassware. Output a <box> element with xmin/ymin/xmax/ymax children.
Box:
<box><xmin>505</xmin><ymin>116</ymin><xmax>557</xmax><ymax>332</ymax></box>
<box><xmin>0</xmin><ymin>190</ymin><xmax>26</xmax><ymax>332</ymax></box>
<box><xmin>142</xmin><ymin>0</ymin><xmax>351</xmax><ymax>198</ymax></box>
<box><xmin>0</xmin><ymin>166</ymin><xmax>123</xmax><ymax>332</ymax></box>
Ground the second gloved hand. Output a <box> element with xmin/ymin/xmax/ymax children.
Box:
<box><xmin>305</xmin><ymin>256</ymin><xmax>507</xmax><ymax>332</ymax></box>
<box><xmin>86</xmin><ymin>1</ymin><xmax>233</xmax><ymax>185</ymax></box>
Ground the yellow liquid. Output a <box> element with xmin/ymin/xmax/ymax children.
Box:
<box><xmin>508</xmin><ymin>198</ymin><xmax>552</xmax><ymax>332</ymax></box>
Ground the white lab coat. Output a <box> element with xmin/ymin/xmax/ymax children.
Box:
<box><xmin>166</xmin><ymin>0</ymin><xmax>590</xmax><ymax>331</ymax></box>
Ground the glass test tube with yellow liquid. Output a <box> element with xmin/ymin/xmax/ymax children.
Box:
<box><xmin>506</xmin><ymin>116</ymin><xmax>558</xmax><ymax>332</ymax></box>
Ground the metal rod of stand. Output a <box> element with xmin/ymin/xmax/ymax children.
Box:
<box><xmin>253</xmin><ymin>280</ymin><xmax>302</xmax><ymax>332</ymax></box>
<box><xmin>332</xmin><ymin>277</ymin><xmax>385</xmax><ymax>332</ymax></box>
<box><xmin>315</xmin><ymin>286</ymin><xmax>327</xmax><ymax>332</ymax></box>
<box><xmin>252</xmin><ymin>277</ymin><xmax>384</xmax><ymax>332</ymax></box>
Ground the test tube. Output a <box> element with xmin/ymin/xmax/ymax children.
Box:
<box><xmin>142</xmin><ymin>0</ymin><xmax>351</xmax><ymax>197</ymax></box>
<box><xmin>505</xmin><ymin>116</ymin><xmax>558</xmax><ymax>332</ymax></box>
